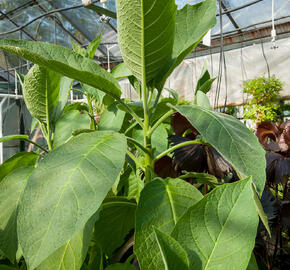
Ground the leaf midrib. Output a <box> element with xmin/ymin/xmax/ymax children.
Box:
<box><xmin>31</xmin><ymin>134</ymin><xmax>114</xmax><ymax>268</ymax></box>
<box><xmin>202</xmin><ymin>182</ymin><xmax>248</xmax><ymax>270</ymax></box>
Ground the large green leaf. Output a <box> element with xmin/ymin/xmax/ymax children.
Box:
<box><xmin>132</xmin><ymin>125</ymin><xmax>168</xmax><ymax>157</ymax></box>
<box><xmin>154</xmin><ymin>228</ymin><xmax>189</xmax><ymax>270</ymax></box>
<box><xmin>0</xmin><ymin>39</ymin><xmax>122</xmax><ymax>99</ymax></box>
<box><xmin>194</xmin><ymin>91</ymin><xmax>211</xmax><ymax>110</ymax></box>
<box><xmin>0</xmin><ymin>152</ymin><xmax>38</xmax><ymax>182</ymax></box>
<box><xmin>94</xmin><ymin>197</ymin><xmax>136</xmax><ymax>257</ymax></box>
<box><xmin>52</xmin><ymin>76</ymin><xmax>74</xmax><ymax>123</ymax></box>
<box><xmin>86</xmin><ymin>35</ymin><xmax>102</xmax><ymax>60</ymax></box>
<box><xmin>53</xmin><ymin>110</ymin><xmax>91</xmax><ymax>148</ymax></box>
<box><xmin>116</xmin><ymin>0</ymin><xmax>176</xmax><ymax>83</ymax></box>
<box><xmin>0</xmin><ymin>167</ymin><xmax>34</xmax><ymax>261</ymax></box>
<box><xmin>134</xmin><ymin>178</ymin><xmax>203</xmax><ymax>270</ymax></box>
<box><xmin>98</xmin><ymin>103</ymin><xmax>126</xmax><ymax>132</ymax></box>
<box><xmin>172</xmin><ymin>177</ymin><xmax>258</xmax><ymax>270</ymax></box>
<box><xmin>111</xmin><ymin>63</ymin><xmax>133</xmax><ymax>80</ymax></box>
<box><xmin>155</xmin><ymin>0</ymin><xmax>217</xmax><ymax>89</ymax></box>
<box><xmin>36</xmin><ymin>215</ymin><xmax>96</xmax><ymax>270</ymax></box>
<box><xmin>174</xmin><ymin>105</ymin><xmax>266</xmax><ymax>195</ymax></box>
<box><xmin>23</xmin><ymin>65</ymin><xmax>61</xmax><ymax>124</ymax></box>
<box><xmin>18</xmin><ymin>131</ymin><xmax>127</xmax><ymax>270</ymax></box>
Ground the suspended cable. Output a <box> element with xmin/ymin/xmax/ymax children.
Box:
<box><xmin>0</xmin><ymin>1</ymin><xmax>99</xmax><ymax>36</ymax></box>
<box><xmin>214</xmin><ymin>0</ymin><xmax>224</xmax><ymax>109</ymax></box>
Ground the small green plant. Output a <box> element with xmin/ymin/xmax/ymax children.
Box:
<box><xmin>243</xmin><ymin>76</ymin><xmax>283</xmax><ymax>123</ymax></box>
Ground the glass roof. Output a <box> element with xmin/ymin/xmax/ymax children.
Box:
<box><xmin>0</xmin><ymin>0</ymin><xmax>290</xmax><ymax>77</ymax></box>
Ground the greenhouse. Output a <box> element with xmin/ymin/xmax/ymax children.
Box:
<box><xmin>0</xmin><ymin>0</ymin><xmax>289</xmax><ymax>269</ymax></box>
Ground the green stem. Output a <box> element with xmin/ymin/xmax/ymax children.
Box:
<box><xmin>149</xmin><ymin>89</ymin><xmax>162</xmax><ymax>119</ymax></box>
<box><xmin>126</xmin><ymin>150</ymin><xmax>145</xmax><ymax>171</ymax></box>
<box><xmin>155</xmin><ymin>139</ymin><xmax>203</xmax><ymax>162</ymax></box>
<box><xmin>116</xmin><ymin>98</ymin><xmax>144</xmax><ymax>129</ymax></box>
<box><xmin>124</xmin><ymin>121</ymin><xmax>138</xmax><ymax>135</ymax></box>
<box><xmin>42</xmin><ymin>123</ymin><xmax>52</xmax><ymax>151</ymax></box>
<box><xmin>147</xmin><ymin>90</ymin><xmax>153</xmax><ymax>106</ymax></box>
<box><xmin>148</xmin><ymin>109</ymin><xmax>174</xmax><ymax>136</ymax></box>
<box><xmin>87</xmin><ymin>94</ymin><xmax>96</xmax><ymax>130</ymax></box>
<box><xmin>142</xmin><ymin>84</ymin><xmax>153</xmax><ymax>183</ymax></box>
<box><xmin>26</xmin><ymin>139</ymin><xmax>49</xmax><ymax>153</ymax></box>
<box><xmin>126</xmin><ymin>137</ymin><xmax>151</xmax><ymax>155</ymax></box>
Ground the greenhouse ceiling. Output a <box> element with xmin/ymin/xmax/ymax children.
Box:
<box><xmin>0</xmin><ymin>0</ymin><xmax>290</xmax><ymax>77</ymax></box>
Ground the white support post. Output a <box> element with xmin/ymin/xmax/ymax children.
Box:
<box><xmin>0</xmin><ymin>97</ymin><xmax>8</xmax><ymax>164</ymax></box>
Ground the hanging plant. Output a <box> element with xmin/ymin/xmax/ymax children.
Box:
<box><xmin>243</xmin><ymin>76</ymin><xmax>284</xmax><ymax>123</ymax></box>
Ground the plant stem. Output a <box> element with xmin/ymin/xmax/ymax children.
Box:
<box><xmin>87</xmin><ymin>94</ymin><xmax>96</xmax><ymax>130</ymax></box>
<box><xmin>141</xmin><ymin>77</ymin><xmax>153</xmax><ymax>183</ymax></box>
<box><xmin>124</xmin><ymin>121</ymin><xmax>138</xmax><ymax>135</ymax></box>
<box><xmin>116</xmin><ymin>98</ymin><xmax>144</xmax><ymax>129</ymax></box>
<box><xmin>126</xmin><ymin>137</ymin><xmax>151</xmax><ymax>155</ymax></box>
<box><xmin>148</xmin><ymin>109</ymin><xmax>174</xmax><ymax>136</ymax></box>
<box><xmin>42</xmin><ymin>123</ymin><xmax>52</xmax><ymax>151</ymax></box>
<box><xmin>155</xmin><ymin>139</ymin><xmax>203</xmax><ymax>162</ymax></box>
<box><xmin>126</xmin><ymin>150</ymin><xmax>145</xmax><ymax>171</ymax></box>
<box><xmin>149</xmin><ymin>89</ymin><xmax>162</xmax><ymax>119</ymax></box>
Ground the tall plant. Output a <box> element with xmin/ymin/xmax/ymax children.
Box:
<box><xmin>0</xmin><ymin>1</ymin><xmax>268</xmax><ymax>269</ymax></box>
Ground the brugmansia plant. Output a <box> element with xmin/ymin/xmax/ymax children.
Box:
<box><xmin>0</xmin><ymin>0</ymin><xmax>268</xmax><ymax>269</ymax></box>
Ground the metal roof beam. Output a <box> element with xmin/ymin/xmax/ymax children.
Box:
<box><xmin>0</xmin><ymin>10</ymin><xmax>36</xmax><ymax>40</ymax></box>
<box><xmin>35</xmin><ymin>1</ymin><xmax>84</xmax><ymax>45</ymax></box>
<box><xmin>0</xmin><ymin>0</ymin><xmax>36</xmax><ymax>20</ymax></box>
<box><xmin>220</xmin><ymin>0</ymin><xmax>242</xmax><ymax>34</ymax></box>
<box><xmin>47</xmin><ymin>0</ymin><xmax>108</xmax><ymax>56</ymax></box>
<box><xmin>217</xmin><ymin>0</ymin><xmax>263</xmax><ymax>17</ymax></box>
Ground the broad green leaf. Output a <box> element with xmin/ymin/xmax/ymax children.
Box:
<box><xmin>134</xmin><ymin>178</ymin><xmax>203</xmax><ymax>270</ymax></box>
<box><xmin>247</xmin><ymin>253</ymin><xmax>258</xmax><ymax>270</ymax></box>
<box><xmin>63</xmin><ymin>102</ymin><xmax>89</xmax><ymax>114</ymax></box>
<box><xmin>94</xmin><ymin>198</ymin><xmax>136</xmax><ymax>257</ymax></box>
<box><xmin>195</xmin><ymin>63</ymin><xmax>211</xmax><ymax>94</ymax></box>
<box><xmin>164</xmin><ymin>88</ymin><xmax>179</xmax><ymax>104</ymax></box>
<box><xmin>30</xmin><ymin>117</ymin><xmax>39</xmax><ymax>132</ymax></box>
<box><xmin>154</xmin><ymin>228</ymin><xmax>189</xmax><ymax>270</ymax></box>
<box><xmin>126</xmin><ymin>172</ymin><xmax>144</xmax><ymax>202</ymax></box>
<box><xmin>180</xmin><ymin>172</ymin><xmax>219</xmax><ymax>188</ymax></box>
<box><xmin>86</xmin><ymin>35</ymin><xmax>102</xmax><ymax>59</ymax></box>
<box><xmin>172</xmin><ymin>177</ymin><xmax>258</xmax><ymax>270</ymax></box>
<box><xmin>98</xmin><ymin>103</ymin><xmax>126</xmax><ymax>132</ymax></box>
<box><xmin>198</xmin><ymin>78</ymin><xmax>216</xmax><ymax>95</ymax></box>
<box><xmin>132</xmin><ymin>125</ymin><xmax>168</xmax><ymax>157</ymax></box>
<box><xmin>0</xmin><ymin>39</ymin><xmax>122</xmax><ymax>99</ymax></box>
<box><xmin>174</xmin><ymin>105</ymin><xmax>266</xmax><ymax>195</ymax></box>
<box><xmin>82</xmin><ymin>84</ymin><xmax>106</xmax><ymax>103</ymax></box>
<box><xmin>195</xmin><ymin>91</ymin><xmax>211</xmax><ymax>109</ymax></box>
<box><xmin>52</xmin><ymin>76</ymin><xmax>74</xmax><ymax>123</ymax></box>
<box><xmin>0</xmin><ymin>152</ymin><xmax>38</xmax><ymax>182</ymax></box>
<box><xmin>155</xmin><ymin>0</ymin><xmax>217</xmax><ymax>89</ymax></box>
<box><xmin>118</xmin><ymin>168</ymin><xmax>144</xmax><ymax>202</ymax></box>
<box><xmin>36</xmin><ymin>215</ymin><xmax>96</xmax><ymax>270</ymax></box>
<box><xmin>23</xmin><ymin>65</ymin><xmax>61</xmax><ymax>124</ymax></box>
<box><xmin>105</xmin><ymin>263</ymin><xmax>135</xmax><ymax>270</ymax></box>
<box><xmin>111</xmin><ymin>63</ymin><xmax>133</xmax><ymax>80</ymax></box>
<box><xmin>71</xmin><ymin>41</ymin><xmax>87</xmax><ymax>57</ymax></box>
<box><xmin>116</xmin><ymin>0</ymin><xmax>177</xmax><ymax>83</ymax></box>
<box><xmin>18</xmin><ymin>131</ymin><xmax>127</xmax><ymax>270</ymax></box>
<box><xmin>0</xmin><ymin>167</ymin><xmax>34</xmax><ymax>261</ymax></box>
<box><xmin>53</xmin><ymin>110</ymin><xmax>91</xmax><ymax>148</ymax></box>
